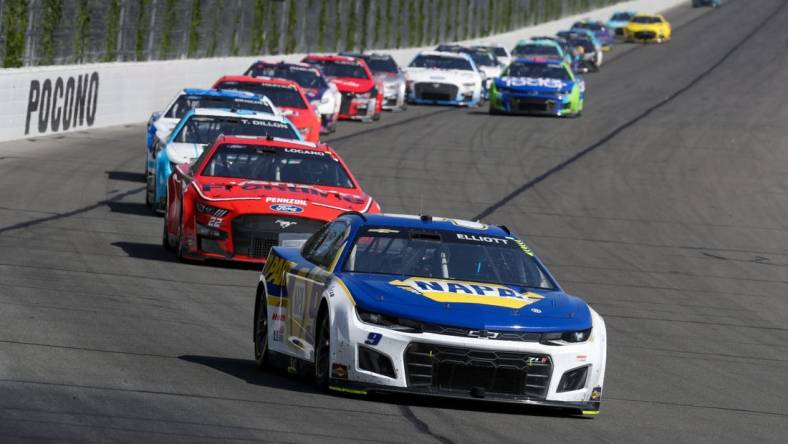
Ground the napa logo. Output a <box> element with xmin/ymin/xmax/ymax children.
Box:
<box><xmin>270</xmin><ymin>204</ymin><xmax>304</xmax><ymax>213</ymax></box>
<box><xmin>389</xmin><ymin>278</ymin><xmax>543</xmax><ymax>309</ymax></box>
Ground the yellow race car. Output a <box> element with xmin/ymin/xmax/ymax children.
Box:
<box><xmin>624</xmin><ymin>14</ymin><xmax>672</xmax><ymax>43</ymax></box>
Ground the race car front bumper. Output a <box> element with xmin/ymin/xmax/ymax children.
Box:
<box><xmin>329</xmin><ymin>307</ymin><xmax>606</xmax><ymax>415</ymax></box>
<box><xmin>382</xmin><ymin>82</ymin><xmax>406</xmax><ymax>110</ymax></box>
<box><xmin>338</xmin><ymin>92</ymin><xmax>377</xmax><ymax>121</ymax></box>
<box><xmin>408</xmin><ymin>82</ymin><xmax>479</xmax><ymax>107</ymax></box>
<box><xmin>491</xmin><ymin>91</ymin><xmax>575</xmax><ymax>116</ymax></box>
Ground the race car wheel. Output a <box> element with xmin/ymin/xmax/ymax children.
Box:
<box><xmin>162</xmin><ymin>220</ymin><xmax>172</xmax><ymax>251</ymax></box>
<box><xmin>373</xmin><ymin>111</ymin><xmax>381</xmax><ymax>121</ymax></box>
<box><xmin>314</xmin><ymin>310</ymin><xmax>330</xmax><ymax>389</ymax></box>
<box><xmin>253</xmin><ymin>288</ymin><xmax>270</xmax><ymax>368</ymax></box>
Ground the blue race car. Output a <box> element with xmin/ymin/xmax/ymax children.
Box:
<box><xmin>692</xmin><ymin>0</ymin><xmax>720</xmax><ymax>7</ymax></box>
<box><xmin>571</xmin><ymin>20</ymin><xmax>614</xmax><ymax>50</ymax></box>
<box><xmin>146</xmin><ymin>88</ymin><xmax>276</xmax><ymax>180</ymax></box>
<box><xmin>245</xmin><ymin>61</ymin><xmax>342</xmax><ymax>133</ymax></box>
<box><xmin>489</xmin><ymin>57</ymin><xmax>585</xmax><ymax>117</ymax></box>
<box><xmin>254</xmin><ymin>213</ymin><xmax>608</xmax><ymax>415</ymax></box>
<box><xmin>148</xmin><ymin>108</ymin><xmax>301</xmax><ymax>210</ymax></box>
<box><xmin>606</xmin><ymin>11</ymin><xmax>636</xmax><ymax>37</ymax></box>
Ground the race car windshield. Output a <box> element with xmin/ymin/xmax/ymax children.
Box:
<box><xmin>344</xmin><ymin>229</ymin><xmax>555</xmax><ymax>290</ymax></box>
<box><xmin>611</xmin><ymin>12</ymin><xmax>634</xmax><ymax>20</ymax></box>
<box><xmin>314</xmin><ymin>62</ymin><xmax>369</xmax><ymax>79</ymax></box>
<box><xmin>201</xmin><ymin>144</ymin><xmax>354</xmax><ymax>188</ymax></box>
<box><xmin>216</xmin><ymin>82</ymin><xmax>307</xmax><ymax>109</ymax></box>
<box><xmin>631</xmin><ymin>16</ymin><xmax>661</xmax><ymax>24</ymax></box>
<box><xmin>573</xmin><ymin>22</ymin><xmax>603</xmax><ymax>31</ymax></box>
<box><xmin>568</xmin><ymin>39</ymin><xmax>596</xmax><ymax>52</ymax></box>
<box><xmin>409</xmin><ymin>55</ymin><xmax>473</xmax><ymax>71</ymax></box>
<box><xmin>164</xmin><ymin>96</ymin><xmax>274</xmax><ymax>118</ymax></box>
<box><xmin>467</xmin><ymin>51</ymin><xmax>498</xmax><ymax>67</ymax></box>
<box><xmin>362</xmin><ymin>57</ymin><xmax>398</xmax><ymax>73</ymax></box>
<box><xmin>512</xmin><ymin>45</ymin><xmax>560</xmax><ymax>57</ymax></box>
<box><xmin>493</xmin><ymin>47</ymin><xmax>508</xmax><ymax>58</ymax></box>
<box><xmin>245</xmin><ymin>66</ymin><xmax>328</xmax><ymax>89</ymax></box>
<box><xmin>507</xmin><ymin>63</ymin><xmax>571</xmax><ymax>81</ymax></box>
<box><xmin>173</xmin><ymin>116</ymin><xmax>298</xmax><ymax>144</ymax></box>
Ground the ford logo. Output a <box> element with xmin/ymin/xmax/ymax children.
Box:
<box><xmin>270</xmin><ymin>204</ymin><xmax>304</xmax><ymax>214</ymax></box>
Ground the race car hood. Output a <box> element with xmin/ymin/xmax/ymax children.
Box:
<box><xmin>478</xmin><ymin>65</ymin><xmax>502</xmax><ymax>80</ymax></box>
<box><xmin>328</xmin><ymin>76</ymin><xmax>375</xmax><ymax>93</ymax></box>
<box><xmin>495</xmin><ymin>76</ymin><xmax>572</xmax><ymax>94</ymax></box>
<box><xmin>165</xmin><ymin>142</ymin><xmax>208</xmax><ymax>164</ymax></box>
<box><xmin>405</xmin><ymin>67</ymin><xmax>480</xmax><ymax>84</ymax></box>
<box><xmin>340</xmin><ymin>273</ymin><xmax>592</xmax><ymax>332</ymax></box>
<box><xmin>626</xmin><ymin>23</ymin><xmax>664</xmax><ymax>32</ymax></box>
<box><xmin>192</xmin><ymin>178</ymin><xmax>375</xmax><ymax>214</ymax></box>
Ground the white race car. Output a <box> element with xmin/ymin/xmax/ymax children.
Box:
<box><xmin>148</xmin><ymin>108</ymin><xmax>300</xmax><ymax>211</ymax></box>
<box><xmin>145</xmin><ymin>89</ymin><xmax>277</xmax><ymax>179</ymax></box>
<box><xmin>254</xmin><ymin>213</ymin><xmax>607</xmax><ymax>416</ymax></box>
<box><xmin>404</xmin><ymin>51</ymin><xmax>484</xmax><ymax>106</ymax></box>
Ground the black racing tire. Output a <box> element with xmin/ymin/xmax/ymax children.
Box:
<box><xmin>314</xmin><ymin>310</ymin><xmax>331</xmax><ymax>390</ymax></box>
<box><xmin>162</xmin><ymin>220</ymin><xmax>172</xmax><ymax>251</ymax></box>
<box><xmin>489</xmin><ymin>106</ymin><xmax>501</xmax><ymax>115</ymax></box>
<box><xmin>253</xmin><ymin>288</ymin><xmax>270</xmax><ymax>368</ymax></box>
<box><xmin>373</xmin><ymin>111</ymin><xmax>381</xmax><ymax>121</ymax></box>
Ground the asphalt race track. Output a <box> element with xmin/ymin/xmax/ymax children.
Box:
<box><xmin>1</xmin><ymin>1</ymin><xmax>787</xmax><ymax>442</ymax></box>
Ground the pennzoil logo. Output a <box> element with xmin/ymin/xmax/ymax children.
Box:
<box><xmin>389</xmin><ymin>278</ymin><xmax>543</xmax><ymax>309</ymax></box>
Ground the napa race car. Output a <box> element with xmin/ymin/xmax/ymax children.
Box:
<box><xmin>341</xmin><ymin>52</ymin><xmax>408</xmax><ymax>111</ymax></box>
<box><xmin>624</xmin><ymin>14</ymin><xmax>672</xmax><ymax>43</ymax></box>
<box><xmin>606</xmin><ymin>11</ymin><xmax>636</xmax><ymax>36</ymax></box>
<box><xmin>489</xmin><ymin>57</ymin><xmax>585</xmax><ymax>117</ymax></box>
<box><xmin>404</xmin><ymin>51</ymin><xmax>484</xmax><ymax>106</ymax></box>
<box><xmin>253</xmin><ymin>213</ymin><xmax>607</xmax><ymax>415</ymax></box>
<box><xmin>145</xmin><ymin>89</ymin><xmax>276</xmax><ymax>175</ymax></box>
<box><xmin>164</xmin><ymin>135</ymin><xmax>380</xmax><ymax>263</ymax></box>
<box><xmin>148</xmin><ymin>108</ymin><xmax>300</xmax><ymax>211</ymax></box>
<box><xmin>244</xmin><ymin>61</ymin><xmax>342</xmax><ymax>134</ymax></box>
<box><xmin>302</xmin><ymin>55</ymin><xmax>384</xmax><ymax>121</ymax></box>
<box><xmin>213</xmin><ymin>76</ymin><xmax>321</xmax><ymax>142</ymax></box>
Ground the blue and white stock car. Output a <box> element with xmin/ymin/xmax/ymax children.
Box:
<box><xmin>254</xmin><ymin>213</ymin><xmax>607</xmax><ymax>416</ymax></box>
<box><xmin>147</xmin><ymin>108</ymin><xmax>301</xmax><ymax>210</ymax></box>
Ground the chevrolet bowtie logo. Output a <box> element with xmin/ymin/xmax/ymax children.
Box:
<box><xmin>468</xmin><ymin>330</ymin><xmax>499</xmax><ymax>339</ymax></box>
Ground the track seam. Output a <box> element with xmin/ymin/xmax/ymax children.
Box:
<box><xmin>472</xmin><ymin>0</ymin><xmax>787</xmax><ymax>221</ymax></box>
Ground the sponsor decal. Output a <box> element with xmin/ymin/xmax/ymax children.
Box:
<box><xmin>389</xmin><ymin>278</ymin><xmax>544</xmax><ymax>309</ymax></box>
<box><xmin>272</xmin><ymin>313</ymin><xmax>287</xmax><ymax>321</ymax></box>
<box><xmin>456</xmin><ymin>233</ymin><xmax>509</xmax><ymax>244</ymax></box>
<box><xmin>576</xmin><ymin>354</ymin><xmax>588</xmax><ymax>362</ymax></box>
<box><xmin>275</xmin><ymin>219</ymin><xmax>298</xmax><ymax>229</ymax></box>
<box><xmin>283</xmin><ymin>147</ymin><xmax>326</xmax><ymax>156</ymax></box>
<box><xmin>273</xmin><ymin>325</ymin><xmax>285</xmax><ymax>342</ymax></box>
<box><xmin>507</xmin><ymin>237</ymin><xmax>534</xmax><ymax>256</ymax></box>
<box><xmin>331</xmin><ymin>363</ymin><xmax>349</xmax><ymax>379</ymax></box>
<box><xmin>207</xmin><ymin>216</ymin><xmax>222</xmax><ymax>228</ymax></box>
<box><xmin>270</xmin><ymin>204</ymin><xmax>304</xmax><ymax>213</ymax></box>
<box><xmin>590</xmin><ymin>387</ymin><xmax>602</xmax><ymax>401</ymax></box>
<box><xmin>531</xmin><ymin>307</ymin><xmax>542</xmax><ymax>314</ymax></box>
<box><xmin>25</xmin><ymin>72</ymin><xmax>99</xmax><ymax>135</ymax></box>
<box><xmin>265</xmin><ymin>197</ymin><xmax>308</xmax><ymax>206</ymax></box>
<box><xmin>500</xmin><ymin>76</ymin><xmax>565</xmax><ymax>89</ymax></box>
<box><xmin>263</xmin><ymin>255</ymin><xmax>295</xmax><ymax>287</ymax></box>
<box><xmin>527</xmin><ymin>356</ymin><xmax>549</xmax><ymax>367</ymax></box>
<box><xmin>202</xmin><ymin>181</ymin><xmax>367</xmax><ymax>205</ymax></box>
<box><xmin>365</xmin><ymin>332</ymin><xmax>383</xmax><ymax>346</ymax></box>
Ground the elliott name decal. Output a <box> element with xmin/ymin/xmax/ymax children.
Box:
<box><xmin>25</xmin><ymin>72</ymin><xmax>99</xmax><ymax>135</ymax></box>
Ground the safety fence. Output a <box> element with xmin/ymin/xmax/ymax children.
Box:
<box><xmin>1</xmin><ymin>0</ymin><xmax>626</xmax><ymax>67</ymax></box>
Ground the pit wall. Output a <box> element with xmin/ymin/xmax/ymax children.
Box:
<box><xmin>0</xmin><ymin>0</ymin><xmax>685</xmax><ymax>142</ymax></box>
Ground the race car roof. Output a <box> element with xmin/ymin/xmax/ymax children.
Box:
<box><xmin>342</xmin><ymin>213</ymin><xmax>512</xmax><ymax>238</ymax></box>
<box><xmin>510</xmin><ymin>56</ymin><xmax>564</xmax><ymax>66</ymax></box>
<box><xmin>214</xmin><ymin>75</ymin><xmax>300</xmax><ymax>88</ymax></box>
<box><xmin>215</xmin><ymin>134</ymin><xmax>329</xmax><ymax>151</ymax></box>
<box><xmin>416</xmin><ymin>50</ymin><xmax>473</xmax><ymax>61</ymax></box>
<box><xmin>188</xmin><ymin>107</ymin><xmax>288</xmax><ymax>123</ymax></box>
<box><xmin>303</xmin><ymin>54</ymin><xmax>360</xmax><ymax>63</ymax></box>
<box><xmin>182</xmin><ymin>88</ymin><xmax>267</xmax><ymax>99</ymax></box>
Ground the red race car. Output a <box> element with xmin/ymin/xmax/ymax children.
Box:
<box><xmin>212</xmin><ymin>75</ymin><xmax>321</xmax><ymax>143</ymax></box>
<box><xmin>163</xmin><ymin>135</ymin><xmax>381</xmax><ymax>263</ymax></box>
<box><xmin>302</xmin><ymin>55</ymin><xmax>383</xmax><ymax>122</ymax></box>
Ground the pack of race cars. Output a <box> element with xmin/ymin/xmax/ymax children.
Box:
<box><xmin>144</xmin><ymin>10</ymin><xmax>673</xmax><ymax>417</ymax></box>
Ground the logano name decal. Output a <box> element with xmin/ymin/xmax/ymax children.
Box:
<box><xmin>390</xmin><ymin>278</ymin><xmax>543</xmax><ymax>309</ymax></box>
<box><xmin>500</xmin><ymin>76</ymin><xmax>565</xmax><ymax>89</ymax></box>
<box><xmin>25</xmin><ymin>72</ymin><xmax>99</xmax><ymax>135</ymax></box>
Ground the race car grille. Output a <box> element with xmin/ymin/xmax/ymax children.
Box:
<box><xmin>414</xmin><ymin>83</ymin><xmax>458</xmax><ymax>102</ymax></box>
<box><xmin>339</xmin><ymin>92</ymin><xmax>354</xmax><ymax>114</ymax></box>
<box><xmin>231</xmin><ymin>215</ymin><xmax>325</xmax><ymax>259</ymax></box>
<box><xmin>634</xmin><ymin>31</ymin><xmax>656</xmax><ymax>40</ymax></box>
<box><xmin>422</xmin><ymin>323</ymin><xmax>541</xmax><ymax>342</ymax></box>
<box><xmin>511</xmin><ymin>98</ymin><xmax>553</xmax><ymax>113</ymax></box>
<box><xmin>404</xmin><ymin>343</ymin><xmax>552</xmax><ymax>399</ymax></box>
